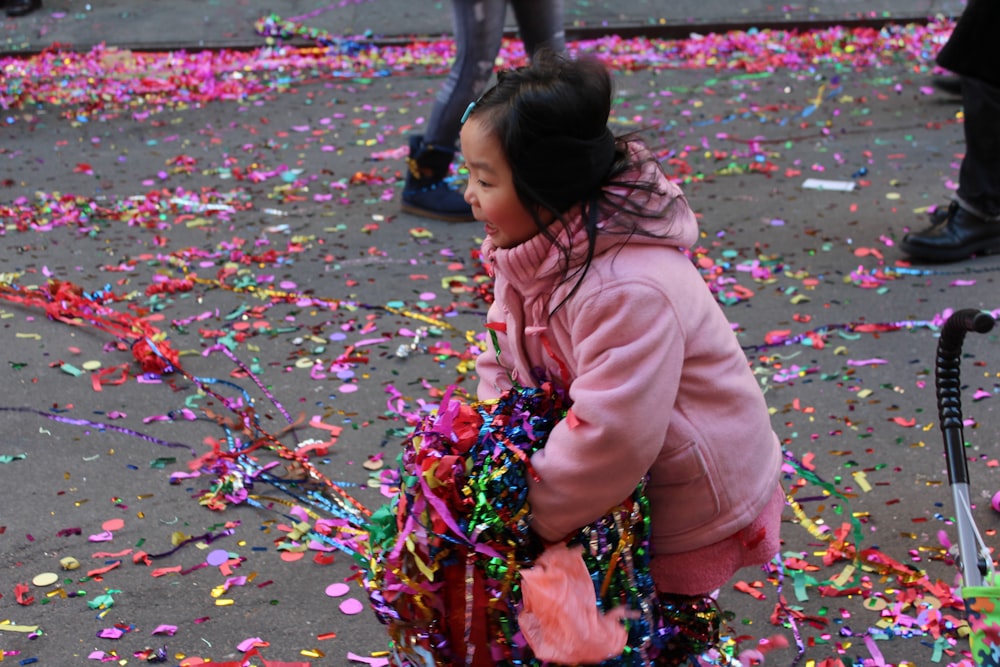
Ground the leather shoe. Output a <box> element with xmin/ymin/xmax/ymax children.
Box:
<box><xmin>927</xmin><ymin>204</ymin><xmax>950</xmax><ymax>226</ymax></box>
<box><xmin>900</xmin><ymin>201</ymin><xmax>1000</xmax><ymax>262</ymax></box>
<box><xmin>6</xmin><ymin>0</ymin><xmax>42</xmax><ymax>17</ymax></box>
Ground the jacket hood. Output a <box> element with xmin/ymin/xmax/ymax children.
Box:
<box><xmin>482</xmin><ymin>141</ymin><xmax>698</xmax><ymax>297</ymax></box>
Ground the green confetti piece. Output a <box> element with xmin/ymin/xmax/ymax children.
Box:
<box><xmin>792</xmin><ymin>570</ymin><xmax>809</xmax><ymax>602</ymax></box>
<box><xmin>60</xmin><ymin>363</ymin><xmax>83</xmax><ymax>377</ymax></box>
<box><xmin>87</xmin><ymin>590</ymin><xmax>121</xmax><ymax>610</ymax></box>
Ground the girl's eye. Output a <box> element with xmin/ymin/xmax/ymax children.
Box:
<box><xmin>477</xmin><ymin>179</ymin><xmax>491</xmax><ymax>188</ymax></box>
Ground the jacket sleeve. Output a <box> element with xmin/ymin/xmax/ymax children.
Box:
<box><xmin>526</xmin><ymin>279</ymin><xmax>684</xmax><ymax>541</ymax></box>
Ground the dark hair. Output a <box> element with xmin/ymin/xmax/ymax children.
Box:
<box><xmin>466</xmin><ymin>50</ymin><xmax>677</xmax><ymax>312</ymax></box>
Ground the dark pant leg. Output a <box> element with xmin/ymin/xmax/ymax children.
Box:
<box><xmin>957</xmin><ymin>76</ymin><xmax>1000</xmax><ymax>220</ymax></box>
<box><xmin>509</xmin><ymin>0</ymin><xmax>565</xmax><ymax>56</ymax></box>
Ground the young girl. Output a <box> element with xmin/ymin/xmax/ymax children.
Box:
<box><xmin>463</xmin><ymin>51</ymin><xmax>785</xmax><ymax>659</ymax></box>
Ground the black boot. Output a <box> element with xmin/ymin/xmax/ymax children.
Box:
<box><xmin>900</xmin><ymin>201</ymin><xmax>1000</xmax><ymax>261</ymax></box>
<box><xmin>6</xmin><ymin>0</ymin><xmax>42</xmax><ymax>17</ymax></box>
<box><xmin>927</xmin><ymin>204</ymin><xmax>950</xmax><ymax>226</ymax></box>
<box><xmin>401</xmin><ymin>135</ymin><xmax>475</xmax><ymax>222</ymax></box>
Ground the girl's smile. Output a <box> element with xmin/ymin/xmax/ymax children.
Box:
<box><xmin>460</xmin><ymin>117</ymin><xmax>542</xmax><ymax>249</ymax></box>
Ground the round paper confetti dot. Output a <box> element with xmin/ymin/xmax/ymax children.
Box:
<box><xmin>325</xmin><ymin>582</ymin><xmax>350</xmax><ymax>597</ymax></box>
<box><xmin>206</xmin><ymin>549</ymin><xmax>230</xmax><ymax>566</ymax></box>
<box><xmin>32</xmin><ymin>572</ymin><xmax>59</xmax><ymax>587</ymax></box>
<box><xmin>338</xmin><ymin>597</ymin><xmax>364</xmax><ymax>615</ymax></box>
<box><xmin>102</xmin><ymin>518</ymin><xmax>125</xmax><ymax>532</ymax></box>
<box><xmin>863</xmin><ymin>597</ymin><xmax>887</xmax><ymax>611</ymax></box>
<box><xmin>280</xmin><ymin>551</ymin><xmax>305</xmax><ymax>562</ymax></box>
<box><xmin>992</xmin><ymin>490</ymin><xmax>1000</xmax><ymax>512</ymax></box>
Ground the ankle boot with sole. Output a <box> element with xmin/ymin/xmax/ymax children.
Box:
<box><xmin>401</xmin><ymin>135</ymin><xmax>475</xmax><ymax>222</ymax></box>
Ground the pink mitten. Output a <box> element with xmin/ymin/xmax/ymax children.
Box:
<box><xmin>518</xmin><ymin>543</ymin><xmax>629</xmax><ymax>663</ymax></box>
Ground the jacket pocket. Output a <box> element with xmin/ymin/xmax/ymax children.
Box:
<box><xmin>649</xmin><ymin>439</ymin><xmax>721</xmax><ymax>537</ymax></box>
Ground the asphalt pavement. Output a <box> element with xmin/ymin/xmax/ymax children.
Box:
<box><xmin>0</xmin><ymin>0</ymin><xmax>970</xmax><ymax>54</ymax></box>
<box><xmin>3</xmin><ymin>1</ymin><xmax>1000</xmax><ymax>667</ymax></box>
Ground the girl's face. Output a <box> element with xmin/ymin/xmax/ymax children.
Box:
<box><xmin>460</xmin><ymin>117</ymin><xmax>542</xmax><ymax>249</ymax></box>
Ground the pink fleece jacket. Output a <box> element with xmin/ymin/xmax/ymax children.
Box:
<box><xmin>476</xmin><ymin>143</ymin><xmax>783</xmax><ymax>594</ymax></box>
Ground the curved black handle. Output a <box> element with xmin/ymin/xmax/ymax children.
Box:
<box><xmin>936</xmin><ymin>309</ymin><xmax>995</xmax><ymax>485</ymax></box>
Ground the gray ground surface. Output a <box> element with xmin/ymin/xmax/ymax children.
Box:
<box><xmin>3</xmin><ymin>2</ymin><xmax>999</xmax><ymax>667</ymax></box>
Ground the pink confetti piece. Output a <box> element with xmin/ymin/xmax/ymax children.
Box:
<box><xmin>151</xmin><ymin>624</ymin><xmax>177</xmax><ymax>636</ymax></box>
<box><xmin>950</xmin><ymin>279</ymin><xmax>976</xmax><ymax>286</ymax></box>
<box><xmin>864</xmin><ymin>635</ymin><xmax>887</xmax><ymax>666</ymax></box>
<box><xmin>308</xmin><ymin>539</ymin><xmax>338</xmax><ymax>552</ymax></box>
<box><xmin>846</xmin><ymin>358</ymin><xmax>888</xmax><ymax>366</ymax></box>
<box><xmin>937</xmin><ymin>529</ymin><xmax>952</xmax><ymax>549</ymax></box>
<box><xmin>339</xmin><ymin>597</ymin><xmax>364</xmax><ymax>615</ymax></box>
<box><xmin>102</xmin><ymin>518</ymin><xmax>125</xmax><ymax>532</ymax></box>
<box><xmin>236</xmin><ymin>637</ymin><xmax>267</xmax><ymax>652</ymax></box>
<box><xmin>354</xmin><ymin>336</ymin><xmax>391</xmax><ymax>347</ymax></box>
<box><xmin>346</xmin><ymin>654</ymin><xmax>391</xmax><ymax>667</ymax></box>
<box><xmin>325</xmin><ymin>582</ymin><xmax>350</xmax><ymax>597</ymax></box>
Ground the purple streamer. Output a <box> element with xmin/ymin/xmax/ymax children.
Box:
<box><xmin>0</xmin><ymin>406</ymin><xmax>197</xmax><ymax>455</ymax></box>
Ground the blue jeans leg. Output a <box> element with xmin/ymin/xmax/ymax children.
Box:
<box><xmin>423</xmin><ymin>0</ymin><xmax>565</xmax><ymax>150</ymax></box>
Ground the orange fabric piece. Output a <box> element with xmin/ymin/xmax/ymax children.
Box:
<box><xmin>150</xmin><ymin>565</ymin><xmax>183</xmax><ymax>577</ymax></box>
<box><xmin>518</xmin><ymin>543</ymin><xmax>628</xmax><ymax>663</ymax></box>
<box><xmin>87</xmin><ymin>560</ymin><xmax>122</xmax><ymax>577</ymax></box>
